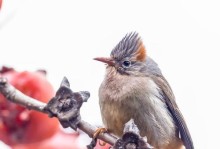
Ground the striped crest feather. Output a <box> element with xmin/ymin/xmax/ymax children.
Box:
<box><xmin>111</xmin><ymin>32</ymin><xmax>146</xmax><ymax>61</ymax></box>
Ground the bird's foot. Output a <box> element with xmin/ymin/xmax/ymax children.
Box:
<box><xmin>93</xmin><ymin>127</ymin><xmax>108</xmax><ymax>146</ymax></box>
<box><xmin>93</xmin><ymin>127</ymin><xmax>108</xmax><ymax>138</ymax></box>
<box><xmin>87</xmin><ymin>127</ymin><xmax>108</xmax><ymax>148</ymax></box>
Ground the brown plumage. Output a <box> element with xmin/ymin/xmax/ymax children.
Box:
<box><xmin>136</xmin><ymin>42</ymin><xmax>146</xmax><ymax>61</ymax></box>
<box><xmin>94</xmin><ymin>32</ymin><xmax>194</xmax><ymax>149</ymax></box>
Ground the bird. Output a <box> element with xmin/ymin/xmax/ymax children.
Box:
<box><xmin>94</xmin><ymin>32</ymin><xmax>194</xmax><ymax>149</ymax></box>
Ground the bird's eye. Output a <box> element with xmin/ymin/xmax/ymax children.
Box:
<box><xmin>122</xmin><ymin>60</ymin><xmax>131</xmax><ymax>68</ymax></box>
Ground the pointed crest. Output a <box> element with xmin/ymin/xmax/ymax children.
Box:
<box><xmin>110</xmin><ymin>32</ymin><xmax>146</xmax><ymax>61</ymax></box>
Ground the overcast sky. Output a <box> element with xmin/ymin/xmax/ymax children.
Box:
<box><xmin>1</xmin><ymin>0</ymin><xmax>220</xmax><ymax>148</ymax></box>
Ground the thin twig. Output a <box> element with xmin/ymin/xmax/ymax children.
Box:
<box><xmin>0</xmin><ymin>77</ymin><xmax>46</xmax><ymax>112</ymax></box>
<box><xmin>0</xmin><ymin>77</ymin><xmax>117</xmax><ymax>145</ymax></box>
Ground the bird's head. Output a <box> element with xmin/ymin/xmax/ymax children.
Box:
<box><xmin>94</xmin><ymin>32</ymin><xmax>147</xmax><ymax>76</ymax></box>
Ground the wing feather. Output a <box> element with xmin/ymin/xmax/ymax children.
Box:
<box><xmin>152</xmin><ymin>75</ymin><xmax>194</xmax><ymax>149</ymax></box>
<box><xmin>146</xmin><ymin>58</ymin><xmax>194</xmax><ymax>149</ymax></box>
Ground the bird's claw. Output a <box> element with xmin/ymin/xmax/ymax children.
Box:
<box><xmin>93</xmin><ymin>127</ymin><xmax>108</xmax><ymax>139</ymax></box>
<box><xmin>87</xmin><ymin>127</ymin><xmax>108</xmax><ymax>148</ymax></box>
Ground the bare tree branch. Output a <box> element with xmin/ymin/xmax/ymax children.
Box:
<box><xmin>0</xmin><ymin>77</ymin><xmax>46</xmax><ymax>112</ymax></box>
<box><xmin>0</xmin><ymin>77</ymin><xmax>152</xmax><ymax>149</ymax></box>
<box><xmin>0</xmin><ymin>77</ymin><xmax>117</xmax><ymax>146</ymax></box>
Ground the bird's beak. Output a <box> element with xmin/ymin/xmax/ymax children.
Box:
<box><xmin>93</xmin><ymin>57</ymin><xmax>115</xmax><ymax>66</ymax></box>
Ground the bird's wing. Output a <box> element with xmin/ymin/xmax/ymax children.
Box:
<box><xmin>151</xmin><ymin>75</ymin><xmax>194</xmax><ymax>149</ymax></box>
<box><xmin>145</xmin><ymin>57</ymin><xmax>194</xmax><ymax>149</ymax></box>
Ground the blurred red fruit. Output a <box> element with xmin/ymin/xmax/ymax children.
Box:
<box><xmin>0</xmin><ymin>0</ymin><xmax>2</xmax><ymax>10</ymax></box>
<box><xmin>0</xmin><ymin>67</ymin><xmax>59</xmax><ymax>145</ymax></box>
<box><xmin>12</xmin><ymin>130</ymin><xmax>83</xmax><ymax>149</ymax></box>
<box><xmin>95</xmin><ymin>140</ymin><xmax>111</xmax><ymax>149</ymax></box>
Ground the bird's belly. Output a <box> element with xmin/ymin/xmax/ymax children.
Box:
<box><xmin>101</xmin><ymin>97</ymin><xmax>176</xmax><ymax>148</ymax></box>
<box><xmin>100</xmin><ymin>99</ymin><xmax>138</xmax><ymax>137</ymax></box>
<box><xmin>100</xmin><ymin>96</ymin><xmax>151</xmax><ymax>137</ymax></box>
<box><xmin>99</xmin><ymin>79</ymin><xmax>176</xmax><ymax>148</ymax></box>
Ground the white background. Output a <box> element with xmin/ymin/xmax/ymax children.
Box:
<box><xmin>1</xmin><ymin>0</ymin><xmax>220</xmax><ymax>148</ymax></box>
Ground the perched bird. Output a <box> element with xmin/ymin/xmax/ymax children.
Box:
<box><xmin>94</xmin><ymin>32</ymin><xmax>194</xmax><ymax>149</ymax></box>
